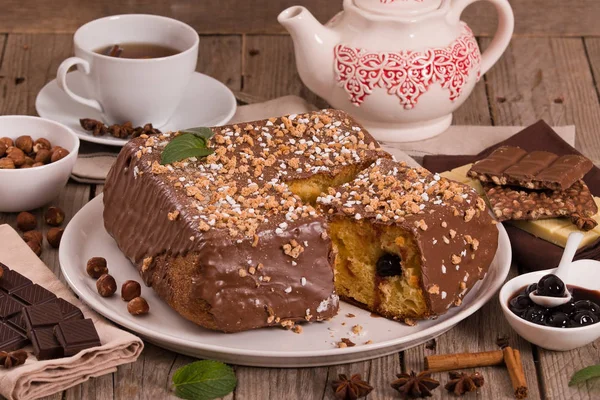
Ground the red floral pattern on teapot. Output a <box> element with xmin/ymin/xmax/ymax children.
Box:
<box><xmin>334</xmin><ymin>24</ymin><xmax>480</xmax><ymax>109</ymax></box>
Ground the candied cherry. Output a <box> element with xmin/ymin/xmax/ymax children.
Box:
<box><xmin>376</xmin><ymin>253</ymin><xmax>402</xmax><ymax>277</ymax></box>
<box><xmin>523</xmin><ymin>305</ymin><xmax>549</xmax><ymax>325</ymax></box>
<box><xmin>546</xmin><ymin>311</ymin><xmax>570</xmax><ymax>328</ymax></box>
<box><xmin>573</xmin><ymin>300</ymin><xmax>600</xmax><ymax>316</ymax></box>
<box><xmin>509</xmin><ymin>294</ymin><xmax>533</xmax><ymax>316</ymax></box>
<box><xmin>525</xmin><ymin>283</ymin><xmax>538</xmax><ymax>295</ymax></box>
<box><xmin>570</xmin><ymin>310</ymin><xmax>599</xmax><ymax>327</ymax></box>
<box><xmin>536</xmin><ymin>274</ymin><xmax>566</xmax><ymax>298</ymax></box>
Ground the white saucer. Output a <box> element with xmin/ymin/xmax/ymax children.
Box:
<box><xmin>35</xmin><ymin>71</ymin><xmax>237</xmax><ymax>147</ymax></box>
<box><xmin>59</xmin><ymin>195</ymin><xmax>511</xmax><ymax>367</ymax></box>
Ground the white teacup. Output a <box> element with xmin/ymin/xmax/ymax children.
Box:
<box><xmin>57</xmin><ymin>14</ymin><xmax>199</xmax><ymax>128</ymax></box>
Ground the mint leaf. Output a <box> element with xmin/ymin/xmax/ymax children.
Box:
<box><xmin>181</xmin><ymin>127</ymin><xmax>215</xmax><ymax>141</ymax></box>
<box><xmin>569</xmin><ymin>364</ymin><xmax>600</xmax><ymax>386</ymax></box>
<box><xmin>160</xmin><ymin>133</ymin><xmax>214</xmax><ymax>165</ymax></box>
<box><xmin>172</xmin><ymin>360</ymin><xmax>237</xmax><ymax>400</ymax></box>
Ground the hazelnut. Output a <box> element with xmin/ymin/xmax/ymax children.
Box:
<box><xmin>0</xmin><ymin>158</ymin><xmax>15</xmax><ymax>169</ymax></box>
<box><xmin>86</xmin><ymin>257</ymin><xmax>108</xmax><ymax>278</ymax></box>
<box><xmin>50</xmin><ymin>147</ymin><xmax>69</xmax><ymax>163</ymax></box>
<box><xmin>0</xmin><ymin>141</ymin><xmax>6</xmax><ymax>157</ymax></box>
<box><xmin>121</xmin><ymin>280</ymin><xmax>141</xmax><ymax>301</ymax></box>
<box><xmin>22</xmin><ymin>230</ymin><xmax>43</xmax><ymax>244</ymax></box>
<box><xmin>45</xmin><ymin>206</ymin><xmax>65</xmax><ymax>226</ymax></box>
<box><xmin>20</xmin><ymin>164</ymin><xmax>32</xmax><ymax>169</ymax></box>
<box><xmin>6</xmin><ymin>147</ymin><xmax>26</xmax><ymax>167</ymax></box>
<box><xmin>0</xmin><ymin>137</ymin><xmax>14</xmax><ymax>147</ymax></box>
<box><xmin>32</xmin><ymin>162</ymin><xmax>44</xmax><ymax>167</ymax></box>
<box><xmin>27</xmin><ymin>239</ymin><xmax>42</xmax><ymax>256</ymax></box>
<box><xmin>96</xmin><ymin>274</ymin><xmax>117</xmax><ymax>297</ymax></box>
<box><xmin>47</xmin><ymin>227</ymin><xmax>64</xmax><ymax>248</ymax></box>
<box><xmin>16</xmin><ymin>212</ymin><xmax>36</xmax><ymax>231</ymax></box>
<box><xmin>33</xmin><ymin>138</ymin><xmax>51</xmax><ymax>153</ymax></box>
<box><xmin>15</xmin><ymin>136</ymin><xmax>33</xmax><ymax>154</ymax></box>
<box><xmin>127</xmin><ymin>297</ymin><xmax>149</xmax><ymax>316</ymax></box>
<box><xmin>35</xmin><ymin>149</ymin><xmax>51</xmax><ymax>164</ymax></box>
<box><xmin>23</xmin><ymin>156</ymin><xmax>35</xmax><ymax>166</ymax></box>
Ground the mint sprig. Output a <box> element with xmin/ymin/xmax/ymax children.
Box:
<box><xmin>160</xmin><ymin>129</ymin><xmax>214</xmax><ymax>165</ymax></box>
<box><xmin>172</xmin><ymin>360</ymin><xmax>237</xmax><ymax>400</ymax></box>
<box><xmin>569</xmin><ymin>364</ymin><xmax>600</xmax><ymax>386</ymax></box>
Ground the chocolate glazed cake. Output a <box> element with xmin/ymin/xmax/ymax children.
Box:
<box><xmin>103</xmin><ymin>110</ymin><xmax>388</xmax><ymax>333</ymax></box>
<box><xmin>317</xmin><ymin>159</ymin><xmax>499</xmax><ymax>321</ymax></box>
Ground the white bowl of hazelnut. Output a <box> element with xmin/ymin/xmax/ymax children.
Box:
<box><xmin>0</xmin><ymin>115</ymin><xmax>79</xmax><ymax>212</ymax></box>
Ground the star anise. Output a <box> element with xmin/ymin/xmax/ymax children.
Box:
<box><xmin>331</xmin><ymin>373</ymin><xmax>374</xmax><ymax>400</ymax></box>
<box><xmin>0</xmin><ymin>350</ymin><xmax>28</xmax><ymax>368</ymax></box>
<box><xmin>444</xmin><ymin>371</ymin><xmax>484</xmax><ymax>396</ymax></box>
<box><xmin>391</xmin><ymin>371</ymin><xmax>440</xmax><ymax>399</ymax></box>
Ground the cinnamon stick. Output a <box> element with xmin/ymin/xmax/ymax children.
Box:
<box><xmin>503</xmin><ymin>347</ymin><xmax>528</xmax><ymax>399</ymax></box>
<box><xmin>424</xmin><ymin>350</ymin><xmax>505</xmax><ymax>372</ymax></box>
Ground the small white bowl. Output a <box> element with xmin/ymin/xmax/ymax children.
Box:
<box><xmin>500</xmin><ymin>259</ymin><xmax>600</xmax><ymax>351</ymax></box>
<box><xmin>0</xmin><ymin>116</ymin><xmax>79</xmax><ymax>212</ymax></box>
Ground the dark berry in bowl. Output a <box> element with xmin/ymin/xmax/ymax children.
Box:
<box><xmin>546</xmin><ymin>311</ymin><xmax>570</xmax><ymax>328</ymax></box>
<box><xmin>570</xmin><ymin>310</ymin><xmax>599</xmax><ymax>327</ymax></box>
<box><xmin>376</xmin><ymin>253</ymin><xmax>402</xmax><ymax>277</ymax></box>
<box><xmin>523</xmin><ymin>305</ymin><xmax>549</xmax><ymax>325</ymax></box>
<box><xmin>525</xmin><ymin>283</ymin><xmax>538</xmax><ymax>295</ymax></box>
<box><xmin>536</xmin><ymin>274</ymin><xmax>566</xmax><ymax>297</ymax></box>
<box><xmin>573</xmin><ymin>300</ymin><xmax>600</xmax><ymax>316</ymax></box>
<box><xmin>509</xmin><ymin>294</ymin><xmax>533</xmax><ymax>316</ymax></box>
<box><xmin>558</xmin><ymin>300</ymin><xmax>578</xmax><ymax>316</ymax></box>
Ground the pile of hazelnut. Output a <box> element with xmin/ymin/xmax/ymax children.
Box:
<box><xmin>86</xmin><ymin>257</ymin><xmax>150</xmax><ymax>316</ymax></box>
<box><xmin>0</xmin><ymin>135</ymin><xmax>69</xmax><ymax>169</ymax></box>
<box><xmin>16</xmin><ymin>206</ymin><xmax>65</xmax><ymax>256</ymax></box>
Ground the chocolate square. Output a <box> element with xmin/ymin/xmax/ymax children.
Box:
<box><xmin>12</xmin><ymin>284</ymin><xmax>57</xmax><ymax>306</ymax></box>
<box><xmin>0</xmin><ymin>322</ymin><xmax>28</xmax><ymax>352</ymax></box>
<box><xmin>54</xmin><ymin>319</ymin><xmax>101</xmax><ymax>357</ymax></box>
<box><xmin>7</xmin><ymin>312</ymin><xmax>27</xmax><ymax>334</ymax></box>
<box><xmin>23</xmin><ymin>302</ymin><xmax>63</xmax><ymax>333</ymax></box>
<box><xmin>54</xmin><ymin>298</ymin><xmax>84</xmax><ymax>321</ymax></box>
<box><xmin>31</xmin><ymin>328</ymin><xmax>64</xmax><ymax>360</ymax></box>
<box><xmin>0</xmin><ymin>270</ymin><xmax>32</xmax><ymax>294</ymax></box>
<box><xmin>0</xmin><ymin>292</ymin><xmax>25</xmax><ymax>320</ymax></box>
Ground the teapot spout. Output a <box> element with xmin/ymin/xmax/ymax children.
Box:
<box><xmin>278</xmin><ymin>6</ymin><xmax>339</xmax><ymax>98</ymax></box>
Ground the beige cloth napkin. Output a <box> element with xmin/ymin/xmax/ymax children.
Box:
<box><xmin>0</xmin><ymin>224</ymin><xmax>144</xmax><ymax>400</ymax></box>
<box><xmin>71</xmin><ymin>95</ymin><xmax>575</xmax><ymax>182</ymax></box>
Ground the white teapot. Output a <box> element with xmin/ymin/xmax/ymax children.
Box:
<box><xmin>278</xmin><ymin>0</ymin><xmax>514</xmax><ymax>142</ymax></box>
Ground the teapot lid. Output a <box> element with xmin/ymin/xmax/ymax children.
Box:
<box><xmin>353</xmin><ymin>0</ymin><xmax>443</xmax><ymax>16</ymax></box>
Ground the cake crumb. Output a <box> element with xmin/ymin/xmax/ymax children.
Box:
<box><xmin>427</xmin><ymin>284</ymin><xmax>440</xmax><ymax>294</ymax></box>
<box><xmin>283</xmin><ymin>240</ymin><xmax>305</xmax><ymax>258</ymax></box>
<box><xmin>142</xmin><ymin>257</ymin><xmax>153</xmax><ymax>272</ymax></box>
<box><xmin>339</xmin><ymin>338</ymin><xmax>355</xmax><ymax>347</ymax></box>
<box><xmin>404</xmin><ymin>318</ymin><xmax>417</xmax><ymax>326</ymax></box>
<box><xmin>451</xmin><ymin>254</ymin><xmax>462</xmax><ymax>264</ymax></box>
<box><xmin>238</xmin><ymin>268</ymin><xmax>248</xmax><ymax>277</ymax></box>
<box><xmin>346</xmin><ymin>313</ymin><xmax>355</xmax><ymax>318</ymax></box>
<box><xmin>365</xmin><ymin>340</ymin><xmax>373</xmax><ymax>345</ymax></box>
<box><xmin>292</xmin><ymin>325</ymin><xmax>303</xmax><ymax>334</ymax></box>
<box><xmin>167</xmin><ymin>210</ymin><xmax>180</xmax><ymax>221</ymax></box>
<box><xmin>351</xmin><ymin>324</ymin><xmax>363</xmax><ymax>334</ymax></box>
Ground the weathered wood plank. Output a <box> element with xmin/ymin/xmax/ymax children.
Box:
<box><xmin>483</xmin><ymin>37</ymin><xmax>600</xmax><ymax>164</ymax></box>
<box><xmin>242</xmin><ymin>35</ymin><xmax>328</xmax><ymax>108</ymax></box>
<box><xmin>1</xmin><ymin>0</ymin><xmax>600</xmax><ymax>36</ymax></box>
<box><xmin>198</xmin><ymin>35</ymin><xmax>242</xmax><ymax>91</ymax></box>
<box><xmin>483</xmin><ymin>36</ymin><xmax>600</xmax><ymax>399</ymax></box>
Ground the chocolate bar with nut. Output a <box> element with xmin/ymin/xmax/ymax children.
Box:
<box><xmin>483</xmin><ymin>180</ymin><xmax>599</xmax><ymax>230</ymax></box>
<box><xmin>468</xmin><ymin>146</ymin><xmax>593</xmax><ymax>190</ymax></box>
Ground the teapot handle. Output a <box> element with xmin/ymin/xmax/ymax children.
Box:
<box><xmin>447</xmin><ymin>0</ymin><xmax>514</xmax><ymax>75</ymax></box>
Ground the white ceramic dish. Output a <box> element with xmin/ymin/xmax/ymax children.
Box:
<box><xmin>60</xmin><ymin>195</ymin><xmax>511</xmax><ymax>367</ymax></box>
<box><xmin>36</xmin><ymin>70</ymin><xmax>237</xmax><ymax>147</ymax></box>
<box><xmin>500</xmin><ymin>259</ymin><xmax>600</xmax><ymax>351</ymax></box>
<box><xmin>0</xmin><ymin>116</ymin><xmax>79</xmax><ymax>212</ymax></box>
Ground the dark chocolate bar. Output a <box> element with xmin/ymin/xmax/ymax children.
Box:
<box><xmin>484</xmin><ymin>180</ymin><xmax>599</xmax><ymax>228</ymax></box>
<box><xmin>0</xmin><ymin>292</ymin><xmax>25</xmax><ymax>320</ymax></box>
<box><xmin>7</xmin><ymin>312</ymin><xmax>26</xmax><ymax>334</ymax></box>
<box><xmin>31</xmin><ymin>328</ymin><xmax>64</xmax><ymax>360</ymax></box>
<box><xmin>54</xmin><ymin>319</ymin><xmax>101</xmax><ymax>357</ymax></box>
<box><xmin>12</xmin><ymin>284</ymin><xmax>57</xmax><ymax>306</ymax></box>
<box><xmin>0</xmin><ymin>322</ymin><xmax>29</xmax><ymax>352</ymax></box>
<box><xmin>0</xmin><ymin>270</ymin><xmax>32</xmax><ymax>294</ymax></box>
<box><xmin>55</xmin><ymin>298</ymin><xmax>84</xmax><ymax>321</ymax></box>
<box><xmin>23</xmin><ymin>302</ymin><xmax>63</xmax><ymax>333</ymax></box>
<box><xmin>469</xmin><ymin>146</ymin><xmax>593</xmax><ymax>190</ymax></box>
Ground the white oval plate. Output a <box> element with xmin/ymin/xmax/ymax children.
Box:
<box><xmin>36</xmin><ymin>71</ymin><xmax>237</xmax><ymax>147</ymax></box>
<box><xmin>60</xmin><ymin>195</ymin><xmax>511</xmax><ymax>367</ymax></box>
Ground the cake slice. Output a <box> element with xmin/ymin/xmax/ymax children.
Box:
<box><xmin>317</xmin><ymin>159</ymin><xmax>499</xmax><ymax>321</ymax></box>
<box><xmin>103</xmin><ymin>110</ymin><xmax>388</xmax><ymax>333</ymax></box>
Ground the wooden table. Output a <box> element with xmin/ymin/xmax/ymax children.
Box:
<box><xmin>2</xmin><ymin>1</ymin><xmax>600</xmax><ymax>398</ymax></box>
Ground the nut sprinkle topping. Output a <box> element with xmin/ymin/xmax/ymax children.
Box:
<box><xmin>136</xmin><ymin>110</ymin><xmax>385</xmax><ymax>240</ymax></box>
